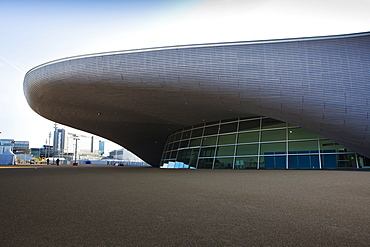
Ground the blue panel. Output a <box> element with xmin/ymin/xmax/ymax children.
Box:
<box><xmin>275</xmin><ymin>156</ymin><xmax>286</xmax><ymax>169</ymax></box>
<box><xmin>298</xmin><ymin>155</ymin><xmax>310</xmax><ymax>169</ymax></box>
<box><xmin>288</xmin><ymin>156</ymin><xmax>298</xmax><ymax>169</ymax></box>
<box><xmin>310</xmin><ymin>155</ymin><xmax>320</xmax><ymax>169</ymax></box>
<box><xmin>265</xmin><ymin>156</ymin><xmax>275</xmax><ymax>169</ymax></box>
<box><xmin>322</xmin><ymin>154</ymin><xmax>337</xmax><ymax>169</ymax></box>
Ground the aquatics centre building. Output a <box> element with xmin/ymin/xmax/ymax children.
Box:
<box><xmin>24</xmin><ymin>32</ymin><xmax>370</xmax><ymax>169</ymax></box>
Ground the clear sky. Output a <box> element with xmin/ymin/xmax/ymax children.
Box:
<box><xmin>0</xmin><ymin>0</ymin><xmax>369</xmax><ymax>152</ymax></box>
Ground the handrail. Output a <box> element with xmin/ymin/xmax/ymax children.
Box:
<box><xmin>26</xmin><ymin>31</ymin><xmax>370</xmax><ymax>75</ymax></box>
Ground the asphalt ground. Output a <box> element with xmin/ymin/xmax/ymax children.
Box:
<box><xmin>0</xmin><ymin>165</ymin><xmax>369</xmax><ymax>246</ymax></box>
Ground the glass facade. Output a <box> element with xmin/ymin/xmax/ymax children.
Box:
<box><xmin>161</xmin><ymin>117</ymin><xmax>364</xmax><ymax>169</ymax></box>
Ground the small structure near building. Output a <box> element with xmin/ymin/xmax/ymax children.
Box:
<box><xmin>0</xmin><ymin>149</ymin><xmax>16</xmax><ymax>165</ymax></box>
<box><xmin>161</xmin><ymin>161</ymin><xmax>196</xmax><ymax>169</ymax></box>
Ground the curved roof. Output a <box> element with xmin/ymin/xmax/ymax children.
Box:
<box><xmin>24</xmin><ymin>32</ymin><xmax>370</xmax><ymax>166</ymax></box>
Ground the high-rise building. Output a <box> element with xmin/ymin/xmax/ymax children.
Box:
<box><xmin>99</xmin><ymin>140</ymin><xmax>105</xmax><ymax>155</ymax></box>
<box><xmin>52</xmin><ymin>128</ymin><xmax>104</xmax><ymax>160</ymax></box>
<box><xmin>53</xmin><ymin>128</ymin><xmax>65</xmax><ymax>157</ymax></box>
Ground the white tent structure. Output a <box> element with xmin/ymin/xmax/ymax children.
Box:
<box><xmin>0</xmin><ymin>149</ymin><xmax>16</xmax><ymax>165</ymax></box>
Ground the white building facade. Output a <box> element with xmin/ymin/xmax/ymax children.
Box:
<box><xmin>53</xmin><ymin>127</ymin><xmax>105</xmax><ymax>160</ymax></box>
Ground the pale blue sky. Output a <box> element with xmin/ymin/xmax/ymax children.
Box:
<box><xmin>0</xmin><ymin>0</ymin><xmax>369</xmax><ymax>151</ymax></box>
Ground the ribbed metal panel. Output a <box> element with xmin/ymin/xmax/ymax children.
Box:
<box><xmin>24</xmin><ymin>32</ymin><xmax>370</xmax><ymax>166</ymax></box>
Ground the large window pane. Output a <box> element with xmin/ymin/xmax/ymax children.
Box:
<box><xmin>204</xmin><ymin>125</ymin><xmax>219</xmax><ymax>136</ymax></box>
<box><xmin>216</xmin><ymin>145</ymin><xmax>235</xmax><ymax>156</ymax></box>
<box><xmin>260</xmin><ymin>142</ymin><xmax>286</xmax><ymax>155</ymax></box>
<box><xmin>288</xmin><ymin>155</ymin><xmax>300</xmax><ymax>169</ymax></box>
<box><xmin>197</xmin><ymin>158</ymin><xmax>214</xmax><ymax>169</ymax></box>
<box><xmin>337</xmin><ymin>153</ymin><xmax>357</xmax><ymax>168</ymax></box>
<box><xmin>288</xmin><ymin>140</ymin><xmax>319</xmax><ymax>153</ymax></box>
<box><xmin>239</xmin><ymin>119</ymin><xmax>260</xmax><ymax>131</ymax></box>
<box><xmin>174</xmin><ymin>132</ymin><xmax>182</xmax><ymax>141</ymax></box>
<box><xmin>320</xmin><ymin>140</ymin><xmax>352</xmax><ymax>152</ymax></box>
<box><xmin>262</xmin><ymin>155</ymin><xmax>286</xmax><ymax>169</ymax></box>
<box><xmin>288</xmin><ymin>155</ymin><xmax>320</xmax><ymax>169</ymax></box>
<box><xmin>163</xmin><ymin>152</ymin><xmax>171</xmax><ymax>160</ymax></box>
<box><xmin>357</xmin><ymin>155</ymin><xmax>370</xmax><ymax>168</ymax></box>
<box><xmin>238</xmin><ymin>131</ymin><xmax>259</xmax><ymax>143</ymax></box>
<box><xmin>182</xmin><ymin>130</ymin><xmax>191</xmax><ymax>139</ymax></box>
<box><xmin>188</xmin><ymin>149</ymin><xmax>200</xmax><ymax>168</ymax></box>
<box><xmin>288</xmin><ymin>128</ymin><xmax>318</xmax><ymax>140</ymax></box>
<box><xmin>236</xmin><ymin>144</ymin><xmax>259</xmax><ymax>156</ymax></box>
<box><xmin>199</xmin><ymin>147</ymin><xmax>215</xmax><ymax>157</ymax></box>
<box><xmin>261</xmin><ymin>129</ymin><xmax>286</xmax><ymax>142</ymax></box>
<box><xmin>163</xmin><ymin>140</ymin><xmax>170</xmax><ymax>151</ymax></box>
<box><xmin>219</xmin><ymin>122</ymin><xmax>238</xmax><ymax>134</ymax></box>
<box><xmin>177</xmin><ymin>149</ymin><xmax>190</xmax><ymax>164</ymax></box>
<box><xmin>170</xmin><ymin>151</ymin><xmax>177</xmax><ymax>159</ymax></box>
<box><xmin>177</xmin><ymin>148</ymin><xmax>199</xmax><ymax>167</ymax></box>
<box><xmin>321</xmin><ymin>153</ymin><xmax>357</xmax><ymax>169</ymax></box>
<box><xmin>218</xmin><ymin>134</ymin><xmax>237</xmax><ymax>145</ymax></box>
<box><xmin>259</xmin><ymin>156</ymin><xmax>266</xmax><ymax>169</ymax></box>
<box><xmin>202</xmin><ymin>136</ymin><xmax>217</xmax><ymax>146</ymax></box>
<box><xmin>275</xmin><ymin>156</ymin><xmax>286</xmax><ymax>169</ymax></box>
<box><xmin>321</xmin><ymin>154</ymin><xmax>337</xmax><ymax>169</ymax></box>
<box><xmin>179</xmin><ymin>140</ymin><xmax>189</xmax><ymax>148</ymax></box>
<box><xmin>234</xmin><ymin>157</ymin><xmax>258</xmax><ymax>169</ymax></box>
<box><xmin>172</xmin><ymin>141</ymin><xmax>180</xmax><ymax>150</ymax></box>
<box><xmin>310</xmin><ymin>155</ymin><xmax>320</xmax><ymax>169</ymax></box>
<box><xmin>214</xmin><ymin>158</ymin><xmax>234</xmax><ymax>169</ymax></box>
<box><xmin>262</xmin><ymin>118</ymin><xmax>286</xmax><ymax>129</ymax></box>
<box><xmin>189</xmin><ymin>138</ymin><xmax>201</xmax><ymax>147</ymax></box>
<box><xmin>191</xmin><ymin>128</ymin><xmax>203</xmax><ymax>138</ymax></box>
<box><xmin>165</xmin><ymin>143</ymin><xmax>173</xmax><ymax>151</ymax></box>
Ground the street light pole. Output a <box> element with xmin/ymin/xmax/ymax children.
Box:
<box><xmin>74</xmin><ymin>137</ymin><xmax>79</xmax><ymax>164</ymax></box>
<box><xmin>48</xmin><ymin>132</ymin><xmax>51</xmax><ymax>158</ymax></box>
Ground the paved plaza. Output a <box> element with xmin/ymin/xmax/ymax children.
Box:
<box><xmin>0</xmin><ymin>165</ymin><xmax>369</xmax><ymax>246</ymax></box>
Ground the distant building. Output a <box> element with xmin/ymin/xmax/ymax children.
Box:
<box><xmin>31</xmin><ymin>145</ymin><xmax>52</xmax><ymax>158</ymax></box>
<box><xmin>0</xmin><ymin>139</ymin><xmax>29</xmax><ymax>154</ymax></box>
<box><xmin>108</xmin><ymin>148</ymin><xmax>142</xmax><ymax>161</ymax></box>
<box><xmin>99</xmin><ymin>140</ymin><xmax>105</xmax><ymax>155</ymax></box>
<box><xmin>53</xmin><ymin>128</ymin><xmax>65</xmax><ymax>157</ymax></box>
<box><xmin>52</xmin><ymin>128</ymin><xmax>104</xmax><ymax>160</ymax></box>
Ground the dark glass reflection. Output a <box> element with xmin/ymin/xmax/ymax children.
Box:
<box><xmin>197</xmin><ymin>158</ymin><xmax>214</xmax><ymax>169</ymax></box>
<box><xmin>161</xmin><ymin>116</ymin><xmax>359</xmax><ymax>170</ymax></box>
<box><xmin>239</xmin><ymin>119</ymin><xmax>260</xmax><ymax>131</ymax></box>
<box><xmin>214</xmin><ymin>158</ymin><xmax>234</xmax><ymax>169</ymax></box>
<box><xmin>204</xmin><ymin>125</ymin><xmax>219</xmax><ymax>136</ymax></box>
<box><xmin>262</xmin><ymin>118</ymin><xmax>286</xmax><ymax>129</ymax></box>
